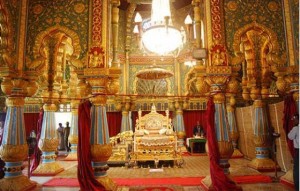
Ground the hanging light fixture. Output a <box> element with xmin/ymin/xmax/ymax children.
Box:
<box><xmin>140</xmin><ymin>0</ymin><xmax>185</xmax><ymax>55</ymax></box>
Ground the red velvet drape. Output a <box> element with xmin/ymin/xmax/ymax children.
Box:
<box><xmin>24</xmin><ymin>113</ymin><xmax>40</xmax><ymax>138</ymax></box>
<box><xmin>283</xmin><ymin>94</ymin><xmax>298</xmax><ymax>157</ymax></box>
<box><xmin>77</xmin><ymin>101</ymin><xmax>105</xmax><ymax>191</ymax></box>
<box><xmin>183</xmin><ymin>110</ymin><xmax>206</xmax><ymax>138</ymax></box>
<box><xmin>30</xmin><ymin>109</ymin><xmax>43</xmax><ymax>174</ymax></box>
<box><xmin>107</xmin><ymin>112</ymin><xmax>122</xmax><ymax>137</ymax></box>
<box><xmin>205</xmin><ymin>98</ymin><xmax>241</xmax><ymax>191</ymax></box>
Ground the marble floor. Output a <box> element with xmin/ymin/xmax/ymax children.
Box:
<box><xmin>22</xmin><ymin>152</ymin><xmax>295</xmax><ymax>191</ymax></box>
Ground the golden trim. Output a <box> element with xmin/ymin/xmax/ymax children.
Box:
<box><xmin>17</xmin><ymin>0</ymin><xmax>27</xmax><ymax>72</ymax></box>
<box><xmin>32</xmin><ymin>162</ymin><xmax>64</xmax><ymax>176</ymax></box>
<box><xmin>206</xmin><ymin>0</ymin><xmax>213</xmax><ymax>48</ymax></box>
<box><xmin>0</xmin><ymin>175</ymin><xmax>36</xmax><ymax>191</ymax></box>
<box><xmin>0</xmin><ymin>144</ymin><xmax>28</xmax><ymax>162</ymax></box>
<box><xmin>283</xmin><ymin>0</ymin><xmax>295</xmax><ymax>65</ymax></box>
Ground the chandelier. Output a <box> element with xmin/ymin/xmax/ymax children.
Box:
<box><xmin>139</xmin><ymin>0</ymin><xmax>184</xmax><ymax>55</ymax></box>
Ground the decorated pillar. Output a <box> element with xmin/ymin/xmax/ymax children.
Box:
<box><xmin>32</xmin><ymin>103</ymin><xmax>64</xmax><ymax>175</ymax></box>
<box><xmin>64</xmin><ymin>100</ymin><xmax>80</xmax><ymax>161</ymax></box>
<box><xmin>84</xmin><ymin>69</ymin><xmax>118</xmax><ymax>189</ymax></box>
<box><xmin>247</xmin><ymin>99</ymin><xmax>277</xmax><ymax>170</ymax></box>
<box><xmin>83</xmin><ymin>53</ymin><xmax>121</xmax><ymax>189</ymax></box>
<box><xmin>226</xmin><ymin>65</ymin><xmax>243</xmax><ymax>158</ymax></box>
<box><xmin>192</xmin><ymin>0</ymin><xmax>202</xmax><ymax>49</ymax></box>
<box><xmin>111</xmin><ymin>0</ymin><xmax>120</xmax><ymax>68</ymax></box>
<box><xmin>89</xmin><ymin>95</ymin><xmax>114</xmax><ymax>189</ymax></box>
<box><xmin>64</xmin><ymin>77</ymin><xmax>89</xmax><ymax>161</ymax></box>
<box><xmin>120</xmin><ymin>97</ymin><xmax>133</xmax><ymax>133</ymax></box>
<box><xmin>0</xmin><ymin>78</ymin><xmax>37</xmax><ymax>190</ymax></box>
<box><xmin>206</xmin><ymin>43</ymin><xmax>234</xmax><ymax>174</ymax></box>
<box><xmin>83</xmin><ymin>0</ymin><xmax>121</xmax><ymax>188</ymax></box>
<box><xmin>171</xmin><ymin>98</ymin><xmax>186</xmax><ymax>149</ymax></box>
<box><xmin>201</xmin><ymin>43</ymin><xmax>237</xmax><ymax>191</ymax></box>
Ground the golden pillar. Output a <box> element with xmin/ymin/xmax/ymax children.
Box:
<box><xmin>192</xmin><ymin>0</ymin><xmax>202</xmax><ymax>49</ymax></box>
<box><xmin>120</xmin><ymin>97</ymin><xmax>134</xmax><ymax>133</ymax></box>
<box><xmin>64</xmin><ymin>78</ymin><xmax>89</xmax><ymax>161</ymax></box>
<box><xmin>32</xmin><ymin>103</ymin><xmax>64</xmax><ymax>175</ymax></box>
<box><xmin>0</xmin><ymin>78</ymin><xmax>37</xmax><ymax>190</ymax></box>
<box><xmin>171</xmin><ymin>98</ymin><xmax>186</xmax><ymax>150</ymax></box>
<box><xmin>205</xmin><ymin>68</ymin><xmax>234</xmax><ymax>173</ymax></box>
<box><xmin>64</xmin><ymin>100</ymin><xmax>80</xmax><ymax>161</ymax></box>
<box><xmin>247</xmin><ymin>100</ymin><xmax>278</xmax><ymax>171</ymax></box>
<box><xmin>84</xmin><ymin>74</ymin><xmax>116</xmax><ymax>190</ymax></box>
<box><xmin>111</xmin><ymin>0</ymin><xmax>120</xmax><ymax>68</ymax></box>
<box><xmin>201</xmin><ymin>43</ymin><xmax>237</xmax><ymax>189</ymax></box>
<box><xmin>226</xmin><ymin>65</ymin><xmax>243</xmax><ymax>158</ymax></box>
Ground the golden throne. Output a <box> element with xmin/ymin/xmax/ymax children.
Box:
<box><xmin>130</xmin><ymin>105</ymin><xmax>182</xmax><ymax>167</ymax></box>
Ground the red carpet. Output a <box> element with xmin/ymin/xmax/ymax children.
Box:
<box><xmin>43</xmin><ymin>175</ymin><xmax>272</xmax><ymax>187</ymax></box>
<box><xmin>233</xmin><ymin>175</ymin><xmax>272</xmax><ymax>184</ymax></box>
<box><xmin>114</xmin><ymin>177</ymin><xmax>204</xmax><ymax>186</ymax></box>
<box><xmin>43</xmin><ymin>177</ymin><xmax>204</xmax><ymax>187</ymax></box>
<box><xmin>280</xmin><ymin>178</ymin><xmax>295</xmax><ymax>189</ymax></box>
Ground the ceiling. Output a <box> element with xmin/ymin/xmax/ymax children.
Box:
<box><xmin>119</xmin><ymin>0</ymin><xmax>192</xmax><ymax>11</ymax></box>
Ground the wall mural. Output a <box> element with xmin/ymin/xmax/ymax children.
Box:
<box><xmin>224</xmin><ymin>0</ymin><xmax>287</xmax><ymax>63</ymax></box>
<box><xmin>26</xmin><ymin>0</ymin><xmax>89</xmax><ymax>60</ymax></box>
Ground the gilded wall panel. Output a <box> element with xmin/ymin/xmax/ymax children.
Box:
<box><xmin>26</xmin><ymin>0</ymin><xmax>89</xmax><ymax>60</ymax></box>
<box><xmin>224</xmin><ymin>0</ymin><xmax>287</xmax><ymax>60</ymax></box>
<box><xmin>2</xmin><ymin>0</ymin><xmax>20</xmax><ymax>55</ymax></box>
<box><xmin>180</xmin><ymin>61</ymin><xmax>192</xmax><ymax>95</ymax></box>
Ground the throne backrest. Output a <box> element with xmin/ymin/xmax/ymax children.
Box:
<box><xmin>136</xmin><ymin>105</ymin><xmax>172</xmax><ymax>135</ymax></box>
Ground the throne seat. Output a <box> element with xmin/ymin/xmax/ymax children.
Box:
<box><xmin>130</xmin><ymin>105</ymin><xmax>182</xmax><ymax>167</ymax></box>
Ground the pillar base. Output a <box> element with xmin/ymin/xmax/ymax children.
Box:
<box><xmin>64</xmin><ymin>152</ymin><xmax>77</xmax><ymax>161</ymax></box>
<box><xmin>280</xmin><ymin>168</ymin><xmax>294</xmax><ymax>188</ymax></box>
<box><xmin>96</xmin><ymin>175</ymin><xmax>117</xmax><ymax>191</ymax></box>
<box><xmin>32</xmin><ymin>162</ymin><xmax>64</xmax><ymax>176</ymax></box>
<box><xmin>0</xmin><ymin>175</ymin><xmax>36</xmax><ymax>191</ymax></box>
<box><xmin>231</xmin><ymin>148</ymin><xmax>244</xmax><ymax>158</ymax></box>
<box><xmin>248</xmin><ymin>158</ymin><xmax>280</xmax><ymax>172</ymax></box>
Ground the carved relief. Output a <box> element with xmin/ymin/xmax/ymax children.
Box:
<box><xmin>210</xmin><ymin>42</ymin><xmax>228</xmax><ymax>66</ymax></box>
<box><xmin>88</xmin><ymin>46</ymin><xmax>105</xmax><ymax>68</ymax></box>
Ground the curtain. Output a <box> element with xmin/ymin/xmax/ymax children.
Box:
<box><xmin>77</xmin><ymin>101</ymin><xmax>105</xmax><ymax>191</ymax></box>
<box><xmin>107</xmin><ymin>112</ymin><xmax>122</xmax><ymax>136</ymax></box>
<box><xmin>283</xmin><ymin>94</ymin><xmax>298</xmax><ymax>157</ymax></box>
<box><xmin>183</xmin><ymin>110</ymin><xmax>205</xmax><ymax>138</ymax></box>
<box><xmin>24</xmin><ymin>113</ymin><xmax>40</xmax><ymax>138</ymax></box>
<box><xmin>30</xmin><ymin>109</ymin><xmax>44</xmax><ymax>174</ymax></box>
<box><xmin>205</xmin><ymin>98</ymin><xmax>241</xmax><ymax>191</ymax></box>
<box><xmin>0</xmin><ymin>113</ymin><xmax>6</xmax><ymax>145</ymax></box>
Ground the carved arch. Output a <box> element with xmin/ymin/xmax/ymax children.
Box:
<box><xmin>232</xmin><ymin>22</ymin><xmax>280</xmax><ymax>94</ymax></box>
<box><xmin>33</xmin><ymin>26</ymin><xmax>81</xmax><ymax>59</ymax></box>
<box><xmin>27</xmin><ymin>26</ymin><xmax>83</xmax><ymax>72</ymax></box>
